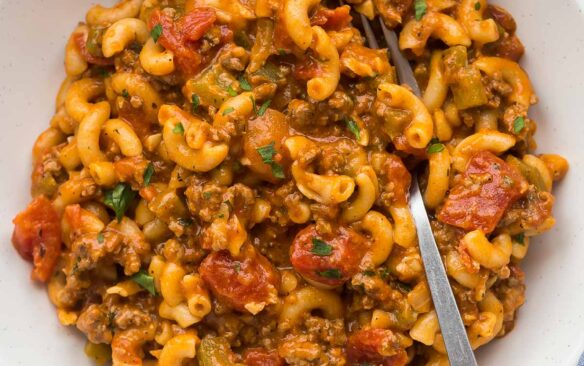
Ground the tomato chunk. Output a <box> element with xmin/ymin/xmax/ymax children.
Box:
<box><xmin>12</xmin><ymin>196</ymin><xmax>62</xmax><ymax>282</ymax></box>
<box><xmin>377</xmin><ymin>153</ymin><xmax>412</xmax><ymax>206</ymax></box>
<box><xmin>149</xmin><ymin>8</ymin><xmax>217</xmax><ymax>75</ymax></box>
<box><xmin>290</xmin><ymin>225</ymin><xmax>368</xmax><ymax>287</ymax></box>
<box><xmin>438</xmin><ymin>151</ymin><xmax>527</xmax><ymax>234</ymax></box>
<box><xmin>243</xmin><ymin>348</ymin><xmax>284</xmax><ymax>366</ymax></box>
<box><xmin>347</xmin><ymin>329</ymin><xmax>408</xmax><ymax>366</ymax></box>
<box><xmin>199</xmin><ymin>245</ymin><xmax>280</xmax><ymax>313</ymax></box>
<box><xmin>293</xmin><ymin>54</ymin><xmax>323</xmax><ymax>81</ymax></box>
<box><xmin>310</xmin><ymin>5</ymin><xmax>352</xmax><ymax>31</ymax></box>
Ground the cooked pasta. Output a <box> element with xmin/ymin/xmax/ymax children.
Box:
<box><xmin>12</xmin><ymin>0</ymin><xmax>568</xmax><ymax>365</ymax></box>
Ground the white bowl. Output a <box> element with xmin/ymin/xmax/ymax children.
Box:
<box><xmin>0</xmin><ymin>1</ymin><xmax>583</xmax><ymax>365</ymax></box>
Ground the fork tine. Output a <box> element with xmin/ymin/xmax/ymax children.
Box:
<box><xmin>358</xmin><ymin>13</ymin><xmax>380</xmax><ymax>49</ymax></box>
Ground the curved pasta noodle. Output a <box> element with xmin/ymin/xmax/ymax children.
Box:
<box><xmin>342</xmin><ymin>166</ymin><xmax>379</xmax><ymax>222</ymax></box>
<box><xmin>457</xmin><ymin>0</ymin><xmax>499</xmax><ymax>44</ymax></box>
<box><xmin>76</xmin><ymin>101</ymin><xmax>111</xmax><ymax>166</ymax></box>
<box><xmin>462</xmin><ymin>230</ymin><xmax>512</xmax><ymax>270</ymax></box>
<box><xmin>65</xmin><ymin>78</ymin><xmax>105</xmax><ymax>123</ymax></box>
<box><xmin>400</xmin><ymin>13</ymin><xmax>471</xmax><ymax>56</ymax></box>
<box><xmin>452</xmin><ymin>131</ymin><xmax>516</xmax><ymax>172</ymax></box>
<box><xmin>102</xmin><ymin>18</ymin><xmax>149</xmax><ymax>57</ymax></box>
<box><xmin>306</xmin><ymin>26</ymin><xmax>340</xmax><ymax>101</ymax></box>
<box><xmin>158</xmin><ymin>333</ymin><xmax>198</xmax><ymax>366</ymax></box>
<box><xmin>279</xmin><ymin>286</ymin><xmax>343</xmax><ymax>329</ymax></box>
<box><xmin>410</xmin><ymin>310</ymin><xmax>440</xmax><ymax>346</ymax></box>
<box><xmin>357</xmin><ymin>211</ymin><xmax>393</xmax><ymax>266</ymax></box>
<box><xmin>86</xmin><ymin>0</ymin><xmax>143</xmax><ymax>26</ymax></box>
<box><xmin>140</xmin><ymin>39</ymin><xmax>175</xmax><ymax>76</ymax></box>
<box><xmin>473</xmin><ymin>57</ymin><xmax>535</xmax><ymax>107</ymax></box>
<box><xmin>389</xmin><ymin>205</ymin><xmax>417</xmax><ymax>248</ymax></box>
<box><xmin>283</xmin><ymin>0</ymin><xmax>320</xmax><ymax>50</ymax></box>
<box><xmin>160</xmin><ymin>105</ymin><xmax>229</xmax><ymax>172</ymax></box>
<box><xmin>468</xmin><ymin>291</ymin><xmax>504</xmax><ymax>349</ymax></box>
<box><xmin>424</xmin><ymin>148</ymin><xmax>451</xmax><ymax>209</ymax></box>
<box><xmin>65</xmin><ymin>26</ymin><xmax>88</xmax><ymax>77</ymax></box>
<box><xmin>291</xmin><ymin>162</ymin><xmax>355</xmax><ymax>205</ymax></box>
<box><xmin>377</xmin><ymin>83</ymin><xmax>434</xmax><ymax>148</ymax></box>
<box><xmin>111</xmin><ymin>72</ymin><xmax>163</xmax><ymax>123</ymax></box>
<box><xmin>423</xmin><ymin>51</ymin><xmax>448</xmax><ymax>112</ymax></box>
<box><xmin>213</xmin><ymin>92</ymin><xmax>255</xmax><ymax>129</ymax></box>
<box><xmin>102</xmin><ymin>118</ymin><xmax>143</xmax><ymax>157</ymax></box>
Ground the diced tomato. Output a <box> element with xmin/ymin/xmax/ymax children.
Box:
<box><xmin>12</xmin><ymin>196</ymin><xmax>62</xmax><ymax>282</ymax></box>
<box><xmin>293</xmin><ymin>54</ymin><xmax>323</xmax><ymax>81</ymax></box>
<box><xmin>290</xmin><ymin>224</ymin><xmax>368</xmax><ymax>287</ymax></box>
<box><xmin>149</xmin><ymin>8</ymin><xmax>217</xmax><ymax>75</ymax></box>
<box><xmin>379</xmin><ymin>153</ymin><xmax>412</xmax><ymax>206</ymax></box>
<box><xmin>243</xmin><ymin>348</ymin><xmax>284</xmax><ymax>366</ymax></box>
<box><xmin>199</xmin><ymin>245</ymin><xmax>280</xmax><ymax>313</ymax></box>
<box><xmin>310</xmin><ymin>5</ymin><xmax>352</xmax><ymax>31</ymax></box>
<box><xmin>73</xmin><ymin>32</ymin><xmax>113</xmax><ymax>66</ymax></box>
<box><xmin>347</xmin><ymin>329</ymin><xmax>408</xmax><ymax>366</ymax></box>
<box><xmin>438</xmin><ymin>151</ymin><xmax>527</xmax><ymax>234</ymax></box>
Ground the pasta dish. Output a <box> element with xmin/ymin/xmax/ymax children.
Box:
<box><xmin>11</xmin><ymin>0</ymin><xmax>569</xmax><ymax>364</ymax></box>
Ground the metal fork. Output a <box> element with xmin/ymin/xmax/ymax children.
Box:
<box><xmin>356</xmin><ymin>13</ymin><xmax>478</xmax><ymax>366</ymax></box>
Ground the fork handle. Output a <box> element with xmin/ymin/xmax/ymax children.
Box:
<box><xmin>377</xmin><ymin>18</ymin><xmax>478</xmax><ymax>366</ymax></box>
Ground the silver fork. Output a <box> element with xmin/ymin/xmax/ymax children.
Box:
<box><xmin>356</xmin><ymin>12</ymin><xmax>478</xmax><ymax>366</ymax></box>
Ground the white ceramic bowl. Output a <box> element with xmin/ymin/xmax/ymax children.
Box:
<box><xmin>0</xmin><ymin>1</ymin><xmax>583</xmax><ymax>365</ymax></box>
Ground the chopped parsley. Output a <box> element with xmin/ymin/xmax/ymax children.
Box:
<box><xmin>239</xmin><ymin>76</ymin><xmax>252</xmax><ymax>91</ymax></box>
<box><xmin>363</xmin><ymin>270</ymin><xmax>376</xmax><ymax>277</ymax></box>
<box><xmin>318</xmin><ymin>269</ymin><xmax>342</xmax><ymax>279</ymax></box>
<box><xmin>131</xmin><ymin>270</ymin><xmax>157</xmax><ymax>295</ymax></box>
<box><xmin>121</xmin><ymin>89</ymin><xmax>130</xmax><ymax>99</ymax></box>
<box><xmin>222</xmin><ymin>107</ymin><xmax>235</xmax><ymax>116</ymax></box>
<box><xmin>514</xmin><ymin>233</ymin><xmax>525</xmax><ymax>245</ymax></box>
<box><xmin>513</xmin><ymin>116</ymin><xmax>526</xmax><ymax>134</ymax></box>
<box><xmin>173</xmin><ymin>122</ymin><xmax>185</xmax><ymax>135</ymax></box>
<box><xmin>97</xmin><ymin>232</ymin><xmax>104</xmax><ymax>244</ymax></box>
<box><xmin>395</xmin><ymin>282</ymin><xmax>412</xmax><ymax>293</ymax></box>
<box><xmin>380</xmin><ymin>267</ymin><xmax>391</xmax><ymax>280</ymax></box>
<box><xmin>227</xmin><ymin>85</ymin><xmax>237</xmax><ymax>97</ymax></box>
<box><xmin>311</xmin><ymin>238</ymin><xmax>333</xmax><ymax>256</ymax></box>
<box><xmin>143</xmin><ymin>163</ymin><xmax>154</xmax><ymax>187</ymax></box>
<box><xmin>203</xmin><ymin>191</ymin><xmax>212</xmax><ymax>200</ymax></box>
<box><xmin>414</xmin><ymin>0</ymin><xmax>427</xmax><ymax>20</ymax></box>
<box><xmin>151</xmin><ymin>24</ymin><xmax>163</xmax><ymax>43</ymax></box>
<box><xmin>104</xmin><ymin>183</ymin><xmax>136</xmax><ymax>222</ymax></box>
<box><xmin>256</xmin><ymin>142</ymin><xmax>285</xmax><ymax>178</ymax></box>
<box><xmin>427</xmin><ymin>137</ymin><xmax>445</xmax><ymax>153</ymax></box>
<box><xmin>191</xmin><ymin>94</ymin><xmax>200</xmax><ymax>112</ymax></box>
<box><xmin>234</xmin><ymin>262</ymin><xmax>242</xmax><ymax>273</ymax></box>
<box><xmin>474</xmin><ymin>1</ymin><xmax>481</xmax><ymax>10</ymax></box>
<box><xmin>257</xmin><ymin>99</ymin><xmax>271</xmax><ymax>116</ymax></box>
<box><xmin>278</xmin><ymin>48</ymin><xmax>287</xmax><ymax>56</ymax></box>
<box><xmin>344</xmin><ymin>118</ymin><xmax>360</xmax><ymax>140</ymax></box>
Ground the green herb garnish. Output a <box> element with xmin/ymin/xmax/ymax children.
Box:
<box><xmin>191</xmin><ymin>94</ymin><xmax>200</xmax><ymax>112</ymax></box>
<box><xmin>344</xmin><ymin>118</ymin><xmax>360</xmax><ymax>140</ymax></box>
<box><xmin>173</xmin><ymin>122</ymin><xmax>184</xmax><ymax>135</ymax></box>
<box><xmin>97</xmin><ymin>232</ymin><xmax>104</xmax><ymax>244</ymax></box>
<box><xmin>239</xmin><ymin>76</ymin><xmax>252</xmax><ymax>91</ymax></box>
<box><xmin>104</xmin><ymin>183</ymin><xmax>136</xmax><ymax>222</ymax></box>
<box><xmin>513</xmin><ymin>116</ymin><xmax>525</xmax><ymax>134</ymax></box>
<box><xmin>474</xmin><ymin>1</ymin><xmax>481</xmax><ymax>10</ymax></box>
<box><xmin>414</xmin><ymin>0</ymin><xmax>427</xmax><ymax>20</ymax></box>
<box><xmin>143</xmin><ymin>163</ymin><xmax>154</xmax><ymax>187</ymax></box>
<box><xmin>318</xmin><ymin>269</ymin><xmax>342</xmax><ymax>279</ymax></box>
<box><xmin>121</xmin><ymin>89</ymin><xmax>130</xmax><ymax>99</ymax></box>
<box><xmin>131</xmin><ymin>270</ymin><xmax>157</xmax><ymax>295</ymax></box>
<box><xmin>257</xmin><ymin>99</ymin><xmax>271</xmax><ymax>116</ymax></box>
<box><xmin>227</xmin><ymin>85</ymin><xmax>237</xmax><ymax>97</ymax></box>
<box><xmin>256</xmin><ymin>142</ymin><xmax>285</xmax><ymax>179</ymax></box>
<box><xmin>311</xmin><ymin>238</ymin><xmax>333</xmax><ymax>256</ymax></box>
<box><xmin>514</xmin><ymin>233</ymin><xmax>525</xmax><ymax>245</ymax></box>
<box><xmin>151</xmin><ymin>24</ymin><xmax>163</xmax><ymax>43</ymax></box>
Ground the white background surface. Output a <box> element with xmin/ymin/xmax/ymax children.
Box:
<box><xmin>0</xmin><ymin>0</ymin><xmax>583</xmax><ymax>365</ymax></box>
